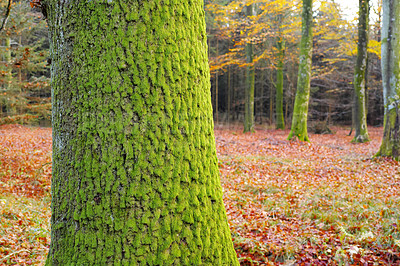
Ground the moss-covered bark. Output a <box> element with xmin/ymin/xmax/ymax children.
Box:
<box><xmin>288</xmin><ymin>0</ymin><xmax>313</xmax><ymax>141</ymax></box>
<box><xmin>45</xmin><ymin>0</ymin><xmax>239</xmax><ymax>264</ymax></box>
<box><xmin>352</xmin><ymin>0</ymin><xmax>370</xmax><ymax>143</ymax></box>
<box><xmin>215</xmin><ymin>39</ymin><xmax>219</xmax><ymax>123</ymax></box>
<box><xmin>275</xmin><ymin>37</ymin><xmax>285</xmax><ymax>130</ymax></box>
<box><xmin>5</xmin><ymin>38</ymin><xmax>11</xmax><ymax>71</ymax></box>
<box><xmin>5</xmin><ymin>37</ymin><xmax>16</xmax><ymax>115</ymax></box>
<box><xmin>244</xmin><ymin>3</ymin><xmax>255</xmax><ymax>133</ymax></box>
<box><xmin>377</xmin><ymin>0</ymin><xmax>400</xmax><ymax>159</ymax></box>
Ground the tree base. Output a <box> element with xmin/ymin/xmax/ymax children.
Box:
<box><xmin>287</xmin><ymin>130</ymin><xmax>309</xmax><ymax>142</ymax></box>
<box><xmin>351</xmin><ymin>134</ymin><xmax>370</xmax><ymax>143</ymax></box>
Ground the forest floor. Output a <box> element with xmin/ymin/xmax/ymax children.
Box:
<box><xmin>0</xmin><ymin>125</ymin><xmax>399</xmax><ymax>265</ymax></box>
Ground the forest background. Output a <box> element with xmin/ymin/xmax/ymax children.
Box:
<box><xmin>0</xmin><ymin>0</ymin><xmax>384</xmax><ymax>130</ymax></box>
<box><xmin>205</xmin><ymin>0</ymin><xmax>383</xmax><ymax>130</ymax></box>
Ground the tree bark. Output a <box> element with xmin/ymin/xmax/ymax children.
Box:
<box><xmin>5</xmin><ymin>37</ymin><xmax>16</xmax><ymax>116</ymax></box>
<box><xmin>352</xmin><ymin>0</ymin><xmax>370</xmax><ymax>143</ymax></box>
<box><xmin>215</xmin><ymin>39</ymin><xmax>219</xmax><ymax>124</ymax></box>
<box><xmin>244</xmin><ymin>3</ymin><xmax>255</xmax><ymax>133</ymax></box>
<box><xmin>288</xmin><ymin>0</ymin><xmax>313</xmax><ymax>141</ymax></box>
<box><xmin>45</xmin><ymin>0</ymin><xmax>239</xmax><ymax>264</ymax></box>
<box><xmin>377</xmin><ymin>0</ymin><xmax>400</xmax><ymax>159</ymax></box>
<box><xmin>276</xmin><ymin>37</ymin><xmax>285</xmax><ymax>130</ymax></box>
<box><xmin>227</xmin><ymin>63</ymin><xmax>231</xmax><ymax>125</ymax></box>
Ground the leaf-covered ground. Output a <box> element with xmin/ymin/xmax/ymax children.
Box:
<box><xmin>0</xmin><ymin>125</ymin><xmax>51</xmax><ymax>265</ymax></box>
<box><xmin>0</xmin><ymin>125</ymin><xmax>399</xmax><ymax>265</ymax></box>
<box><xmin>216</xmin><ymin>126</ymin><xmax>400</xmax><ymax>265</ymax></box>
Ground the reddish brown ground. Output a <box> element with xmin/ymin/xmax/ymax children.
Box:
<box><xmin>217</xmin><ymin>126</ymin><xmax>400</xmax><ymax>265</ymax></box>
<box><xmin>0</xmin><ymin>125</ymin><xmax>399</xmax><ymax>265</ymax></box>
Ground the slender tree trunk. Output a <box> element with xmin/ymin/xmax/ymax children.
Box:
<box><xmin>259</xmin><ymin>62</ymin><xmax>265</xmax><ymax>124</ymax></box>
<box><xmin>285</xmin><ymin>99</ymin><xmax>289</xmax><ymax>124</ymax></box>
<box><xmin>5</xmin><ymin>38</ymin><xmax>11</xmax><ymax>80</ymax></box>
<box><xmin>215</xmin><ymin>39</ymin><xmax>219</xmax><ymax>124</ymax></box>
<box><xmin>276</xmin><ymin>37</ymin><xmax>285</xmax><ymax>129</ymax></box>
<box><xmin>45</xmin><ymin>1</ymin><xmax>239</xmax><ymax>264</ymax></box>
<box><xmin>377</xmin><ymin>0</ymin><xmax>400</xmax><ymax>159</ymax></box>
<box><xmin>352</xmin><ymin>0</ymin><xmax>370</xmax><ymax>143</ymax></box>
<box><xmin>244</xmin><ymin>4</ymin><xmax>255</xmax><ymax>133</ymax></box>
<box><xmin>269</xmin><ymin>79</ymin><xmax>273</xmax><ymax>125</ymax></box>
<box><xmin>288</xmin><ymin>0</ymin><xmax>313</xmax><ymax>141</ymax></box>
<box><xmin>5</xmin><ymin>37</ymin><xmax>16</xmax><ymax>116</ymax></box>
<box><xmin>227</xmin><ymin>64</ymin><xmax>231</xmax><ymax>125</ymax></box>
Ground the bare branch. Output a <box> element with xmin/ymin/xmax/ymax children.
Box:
<box><xmin>0</xmin><ymin>0</ymin><xmax>12</xmax><ymax>33</ymax></box>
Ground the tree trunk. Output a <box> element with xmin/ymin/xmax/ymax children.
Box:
<box><xmin>45</xmin><ymin>1</ymin><xmax>239</xmax><ymax>264</ymax></box>
<box><xmin>377</xmin><ymin>0</ymin><xmax>400</xmax><ymax>159</ymax></box>
<box><xmin>5</xmin><ymin>37</ymin><xmax>11</xmax><ymax>79</ymax></box>
<box><xmin>215</xmin><ymin>39</ymin><xmax>219</xmax><ymax>124</ymax></box>
<box><xmin>276</xmin><ymin>37</ymin><xmax>285</xmax><ymax>130</ymax></box>
<box><xmin>352</xmin><ymin>0</ymin><xmax>370</xmax><ymax>143</ymax></box>
<box><xmin>5</xmin><ymin>37</ymin><xmax>16</xmax><ymax>116</ymax></box>
<box><xmin>227</xmin><ymin>64</ymin><xmax>231</xmax><ymax>125</ymax></box>
<box><xmin>244</xmin><ymin>4</ymin><xmax>255</xmax><ymax>133</ymax></box>
<box><xmin>288</xmin><ymin>0</ymin><xmax>313</xmax><ymax>141</ymax></box>
<box><xmin>269</xmin><ymin>76</ymin><xmax>273</xmax><ymax>125</ymax></box>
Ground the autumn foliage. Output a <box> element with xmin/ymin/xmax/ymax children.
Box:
<box><xmin>29</xmin><ymin>0</ymin><xmax>41</xmax><ymax>9</ymax></box>
<box><xmin>1</xmin><ymin>125</ymin><xmax>400</xmax><ymax>264</ymax></box>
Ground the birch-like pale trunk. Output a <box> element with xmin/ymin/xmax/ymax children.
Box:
<box><xmin>377</xmin><ymin>0</ymin><xmax>400</xmax><ymax>159</ymax></box>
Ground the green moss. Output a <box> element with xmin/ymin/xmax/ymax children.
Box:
<box><xmin>46</xmin><ymin>0</ymin><xmax>238</xmax><ymax>264</ymax></box>
<box><xmin>352</xmin><ymin>0</ymin><xmax>370</xmax><ymax>143</ymax></box>
<box><xmin>276</xmin><ymin>37</ymin><xmax>285</xmax><ymax>130</ymax></box>
<box><xmin>288</xmin><ymin>0</ymin><xmax>313</xmax><ymax>142</ymax></box>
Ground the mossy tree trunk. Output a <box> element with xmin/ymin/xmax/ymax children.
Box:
<box><xmin>377</xmin><ymin>0</ymin><xmax>400</xmax><ymax>159</ymax></box>
<box><xmin>276</xmin><ymin>36</ymin><xmax>285</xmax><ymax>130</ymax></box>
<box><xmin>215</xmin><ymin>39</ymin><xmax>219</xmax><ymax>124</ymax></box>
<box><xmin>288</xmin><ymin>0</ymin><xmax>313</xmax><ymax>141</ymax></box>
<box><xmin>5</xmin><ymin>37</ymin><xmax>11</xmax><ymax>79</ymax></box>
<box><xmin>227</xmin><ymin>63</ymin><xmax>231</xmax><ymax>124</ymax></box>
<box><xmin>352</xmin><ymin>0</ymin><xmax>370</xmax><ymax>143</ymax></box>
<box><xmin>45</xmin><ymin>0</ymin><xmax>239</xmax><ymax>265</ymax></box>
<box><xmin>5</xmin><ymin>37</ymin><xmax>16</xmax><ymax>115</ymax></box>
<box><xmin>244</xmin><ymin>3</ymin><xmax>255</xmax><ymax>133</ymax></box>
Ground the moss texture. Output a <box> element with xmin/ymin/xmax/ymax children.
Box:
<box><xmin>275</xmin><ymin>37</ymin><xmax>285</xmax><ymax>130</ymax></box>
<box><xmin>288</xmin><ymin>0</ymin><xmax>313</xmax><ymax>142</ymax></box>
<box><xmin>45</xmin><ymin>0</ymin><xmax>239</xmax><ymax>264</ymax></box>
<box><xmin>377</xmin><ymin>0</ymin><xmax>400</xmax><ymax>159</ymax></box>
<box><xmin>352</xmin><ymin>0</ymin><xmax>370</xmax><ymax>143</ymax></box>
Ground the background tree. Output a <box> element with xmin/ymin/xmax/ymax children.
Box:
<box><xmin>45</xmin><ymin>0</ymin><xmax>239</xmax><ymax>264</ymax></box>
<box><xmin>0</xmin><ymin>0</ymin><xmax>50</xmax><ymax>125</ymax></box>
<box><xmin>204</xmin><ymin>0</ymin><xmax>383</xmax><ymax>131</ymax></box>
<box><xmin>309</xmin><ymin>1</ymin><xmax>382</xmax><ymax>129</ymax></box>
<box><xmin>275</xmin><ymin>35</ymin><xmax>285</xmax><ymax>129</ymax></box>
<box><xmin>244</xmin><ymin>2</ymin><xmax>255</xmax><ymax>132</ymax></box>
<box><xmin>206</xmin><ymin>0</ymin><xmax>302</xmax><ymax>127</ymax></box>
<box><xmin>288</xmin><ymin>0</ymin><xmax>313</xmax><ymax>141</ymax></box>
<box><xmin>352</xmin><ymin>0</ymin><xmax>370</xmax><ymax>143</ymax></box>
<box><xmin>0</xmin><ymin>0</ymin><xmax>385</xmax><ymax>132</ymax></box>
<box><xmin>275</xmin><ymin>11</ymin><xmax>287</xmax><ymax>130</ymax></box>
<box><xmin>377</xmin><ymin>0</ymin><xmax>400</xmax><ymax>159</ymax></box>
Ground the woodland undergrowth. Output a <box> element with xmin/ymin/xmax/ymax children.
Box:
<box><xmin>0</xmin><ymin>125</ymin><xmax>399</xmax><ymax>265</ymax></box>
